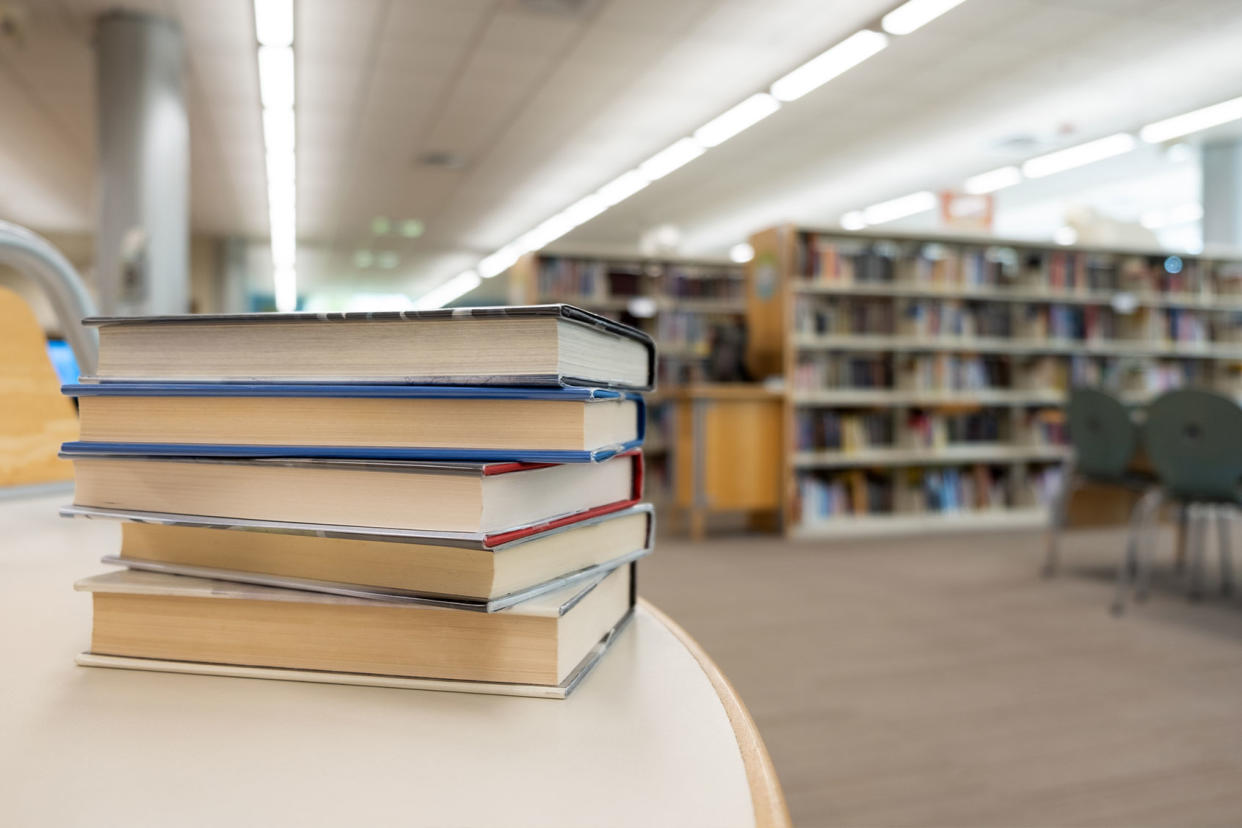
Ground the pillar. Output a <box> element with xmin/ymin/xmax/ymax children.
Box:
<box><xmin>1202</xmin><ymin>139</ymin><xmax>1242</xmax><ymax>248</ymax></box>
<box><xmin>94</xmin><ymin>10</ymin><xmax>188</xmax><ymax>315</ymax></box>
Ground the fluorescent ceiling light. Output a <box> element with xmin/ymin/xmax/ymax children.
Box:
<box><xmin>595</xmin><ymin>169</ymin><xmax>651</xmax><ymax>206</ymax></box>
<box><xmin>862</xmin><ymin>191</ymin><xmax>936</xmax><ymax>225</ymax></box>
<box><xmin>478</xmin><ymin>246</ymin><xmax>521</xmax><ymax>279</ymax></box>
<box><xmin>254</xmin><ymin>0</ymin><xmax>293</xmax><ymax>47</ymax></box>
<box><xmin>258</xmin><ymin>46</ymin><xmax>295</xmax><ymax>109</ymax></box>
<box><xmin>881</xmin><ymin>0</ymin><xmax>967</xmax><ymax>35</ymax></box>
<box><xmin>693</xmin><ymin>93</ymin><xmax>781</xmax><ymax>147</ymax></box>
<box><xmin>639</xmin><ymin>138</ymin><xmax>705</xmax><ymax>180</ymax></box>
<box><xmin>1140</xmin><ymin>95</ymin><xmax>1242</xmax><ymax>143</ymax></box>
<box><xmin>262</xmin><ymin>108</ymin><xmax>294</xmax><ymax>154</ymax></box>
<box><xmin>729</xmin><ymin>243</ymin><xmax>754</xmax><ymax>263</ymax></box>
<box><xmin>273</xmin><ymin>266</ymin><xmax>297</xmax><ymax>312</ymax></box>
<box><xmin>561</xmin><ymin>194</ymin><xmax>608</xmax><ymax>227</ymax></box>
<box><xmin>770</xmin><ymin>30</ymin><xmax>888</xmax><ymax>102</ymax></box>
<box><xmin>840</xmin><ymin>211</ymin><xmax>867</xmax><ymax>230</ymax></box>
<box><xmin>963</xmin><ymin>165</ymin><xmax>1021</xmax><ymax>195</ymax></box>
<box><xmin>1021</xmin><ymin>133</ymin><xmax>1135</xmax><ymax>178</ymax></box>
<box><xmin>414</xmin><ymin>270</ymin><xmax>481</xmax><ymax>309</ymax></box>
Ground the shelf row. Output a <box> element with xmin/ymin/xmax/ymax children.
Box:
<box><xmin>793</xmin><ymin>334</ymin><xmax>1242</xmax><ymax>359</ymax></box>
<box><xmin>792</xmin><ymin>281</ymin><xmax>1242</xmax><ymax>311</ymax></box>
<box><xmin>790</xmin><ymin>507</ymin><xmax>1050</xmax><ymax>538</ymax></box>
<box><xmin>792</xmin><ymin>444</ymin><xmax>1067</xmax><ymax>469</ymax></box>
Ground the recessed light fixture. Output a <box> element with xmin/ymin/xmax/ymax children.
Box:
<box><xmin>638</xmin><ymin>138</ymin><xmax>705</xmax><ymax>181</ymax></box>
<box><xmin>769</xmin><ymin>30</ymin><xmax>888</xmax><ymax>103</ymax></box>
<box><xmin>862</xmin><ymin>191</ymin><xmax>936</xmax><ymax>225</ymax></box>
<box><xmin>413</xmin><ymin>270</ymin><xmax>481</xmax><ymax>309</ymax></box>
<box><xmin>254</xmin><ymin>0</ymin><xmax>297</xmax><ymax>311</ymax></box>
<box><xmin>840</xmin><ymin>211</ymin><xmax>867</xmax><ymax>231</ymax></box>
<box><xmin>399</xmin><ymin>219</ymin><xmax>425</xmax><ymax>238</ymax></box>
<box><xmin>881</xmin><ymin>0</ymin><xmax>967</xmax><ymax>35</ymax></box>
<box><xmin>729</xmin><ymin>243</ymin><xmax>755</xmax><ymax>263</ymax></box>
<box><xmin>377</xmin><ymin>251</ymin><xmax>399</xmax><ymax>269</ymax></box>
<box><xmin>353</xmin><ymin>250</ymin><xmax>374</xmax><ymax>269</ymax></box>
<box><xmin>962</xmin><ymin>165</ymin><xmax>1022</xmax><ymax>195</ymax></box>
<box><xmin>1021</xmin><ymin>133</ymin><xmax>1135</xmax><ymax>179</ymax></box>
<box><xmin>371</xmin><ymin>216</ymin><xmax>391</xmax><ymax>235</ymax></box>
<box><xmin>693</xmin><ymin>93</ymin><xmax>781</xmax><ymax>147</ymax></box>
<box><xmin>1140</xmin><ymin>95</ymin><xmax>1242</xmax><ymax>144</ymax></box>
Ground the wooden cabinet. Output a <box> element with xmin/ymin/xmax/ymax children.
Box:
<box><xmin>672</xmin><ymin>384</ymin><xmax>783</xmax><ymax>540</ymax></box>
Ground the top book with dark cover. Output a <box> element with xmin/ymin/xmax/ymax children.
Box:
<box><xmin>82</xmin><ymin>304</ymin><xmax>656</xmax><ymax>391</ymax></box>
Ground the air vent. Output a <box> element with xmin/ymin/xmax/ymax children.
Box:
<box><xmin>416</xmin><ymin>150</ymin><xmax>467</xmax><ymax>170</ymax></box>
<box><xmin>509</xmin><ymin>0</ymin><xmax>600</xmax><ymax>17</ymax></box>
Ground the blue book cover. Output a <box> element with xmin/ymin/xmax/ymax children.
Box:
<box><xmin>62</xmin><ymin>383</ymin><xmax>645</xmax><ymax>464</ymax></box>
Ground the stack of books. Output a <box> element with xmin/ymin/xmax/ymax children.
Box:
<box><xmin>60</xmin><ymin>305</ymin><xmax>656</xmax><ymax>699</ymax></box>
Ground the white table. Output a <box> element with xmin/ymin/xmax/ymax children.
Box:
<box><xmin>0</xmin><ymin>492</ymin><xmax>788</xmax><ymax>827</ymax></box>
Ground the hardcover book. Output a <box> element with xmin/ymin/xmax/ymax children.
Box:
<box><xmin>82</xmin><ymin>304</ymin><xmax>656</xmax><ymax>391</ymax></box>
<box><xmin>62</xmin><ymin>383</ymin><xmax>644</xmax><ymax>464</ymax></box>
<box><xmin>60</xmin><ymin>450</ymin><xmax>643</xmax><ymax>535</ymax></box>
<box><xmin>61</xmin><ymin>503</ymin><xmax>654</xmax><ymax>611</ymax></box>
<box><xmin>75</xmin><ymin>563</ymin><xmax>637</xmax><ymax>698</ymax></box>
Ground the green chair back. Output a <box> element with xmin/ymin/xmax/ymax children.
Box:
<box><xmin>1066</xmin><ymin>387</ymin><xmax>1138</xmax><ymax>482</ymax></box>
<box><xmin>1144</xmin><ymin>388</ymin><xmax>1242</xmax><ymax>503</ymax></box>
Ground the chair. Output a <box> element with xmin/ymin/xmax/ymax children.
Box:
<box><xmin>1117</xmin><ymin>388</ymin><xmax>1242</xmax><ymax>612</ymax></box>
<box><xmin>1043</xmin><ymin>387</ymin><xmax>1155</xmax><ymax>579</ymax></box>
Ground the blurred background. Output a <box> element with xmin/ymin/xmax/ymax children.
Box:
<box><xmin>5</xmin><ymin>1</ymin><xmax>1242</xmax><ymax>825</ymax></box>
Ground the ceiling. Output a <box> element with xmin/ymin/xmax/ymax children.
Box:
<box><xmin>2</xmin><ymin>0</ymin><xmax>1242</xmax><ymax>299</ymax></box>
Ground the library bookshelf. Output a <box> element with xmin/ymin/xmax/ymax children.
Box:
<box><xmin>507</xmin><ymin>251</ymin><xmax>745</xmax><ymax>500</ymax></box>
<box><xmin>746</xmin><ymin>224</ymin><xmax>1242</xmax><ymax>539</ymax></box>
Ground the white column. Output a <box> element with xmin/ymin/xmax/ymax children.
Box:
<box><xmin>94</xmin><ymin>10</ymin><xmax>188</xmax><ymax>315</ymax></box>
<box><xmin>1203</xmin><ymin>139</ymin><xmax>1242</xmax><ymax>248</ymax></box>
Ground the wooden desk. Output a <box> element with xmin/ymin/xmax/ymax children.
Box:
<box><xmin>0</xmin><ymin>494</ymin><xmax>789</xmax><ymax>828</ymax></box>
<box><xmin>672</xmin><ymin>384</ymin><xmax>784</xmax><ymax>540</ymax></box>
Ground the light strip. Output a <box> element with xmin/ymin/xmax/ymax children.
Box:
<box><xmin>413</xmin><ymin>270</ymin><xmax>481</xmax><ymax>309</ymax></box>
<box><xmin>255</xmin><ymin>4</ymin><xmax>297</xmax><ymax>311</ymax></box>
<box><xmin>254</xmin><ymin>0</ymin><xmax>293</xmax><ymax>47</ymax></box>
<box><xmin>862</xmin><ymin>190</ymin><xmax>937</xmax><ymax>224</ymax></box>
<box><xmin>769</xmin><ymin>30</ymin><xmax>888</xmax><ymax>103</ymax></box>
<box><xmin>693</xmin><ymin>93</ymin><xmax>781</xmax><ymax>147</ymax></box>
<box><xmin>1021</xmin><ymin>132</ymin><xmax>1135</xmax><ymax>179</ymax></box>
<box><xmin>963</xmin><ymin>165</ymin><xmax>1021</xmax><ymax>195</ymax></box>
<box><xmin>412</xmin><ymin>5</ymin><xmax>956</xmax><ymax>307</ymax></box>
<box><xmin>1140</xmin><ymin>95</ymin><xmax>1242</xmax><ymax>144</ymax></box>
<box><xmin>881</xmin><ymin>0</ymin><xmax>968</xmax><ymax>35</ymax></box>
<box><xmin>638</xmin><ymin>138</ymin><xmax>706</xmax><ymax>181</ymax></box>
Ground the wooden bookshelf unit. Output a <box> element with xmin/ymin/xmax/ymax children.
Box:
<box><xmin>508</xmin><ymin>251</ymin><xmax>746</xmax><ymax>502</ymax></box>
<box><xmin>747</xmin><ymin>225</ymin><xmax>1242</xmax><ymax>539</ymax></box>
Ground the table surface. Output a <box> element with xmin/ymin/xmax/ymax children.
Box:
<box><xmin>0</xmin><ymin>491</ymin><xmax>786</xmax><ymax>828</ymax></box>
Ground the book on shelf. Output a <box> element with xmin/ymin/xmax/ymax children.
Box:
<box><xmin>62</xmin><ymin>450</ymin><xmax>642</xmax><ymax>535</ymax></box>
<box><xmin>75</xmin><ymin>563</ymin><xmax>635</xmax><ymax>697</ymax></box>
<box><xmin>65</xmin><ymin>383</ymin><xmax>644</xmax><ymax>464</ymax></box>
<box><xmin>64</xmin><ymin>503</ymin><xmax>653</xmax><ymax>611</ymax></box>
<box><xmin>84</xmin><ymin>304</ymin><xmax>656</xmax><ymax>391</ymax></box>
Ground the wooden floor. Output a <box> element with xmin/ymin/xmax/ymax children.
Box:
<box><xmin>643</xmin><ymin>524</ymin><xmax>1242</xmax><ymax>828</ymax></box>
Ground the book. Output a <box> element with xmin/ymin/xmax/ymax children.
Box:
<box><xmin>62</xmin><ymin>503</ymin><xmax>653</xmax><ymax>611</ymax></box>
<box><xmin>75</xmin><ymin>563</ymin><xmax>635</xmax><ymax>694</ymax></box>
<box><xmin>63</xmin><ymin>383</ymin><xmax>644</xmax><ymax>464</ymax></box>
<box><xmin>83</xmin><ymin>305</ymin><xmax>655</xmax><ymax>390</ymax></box>
<box><xmin>61</xmin><ymin>451</ymin><xmax>642</xmax><ymax>535</ymax></box>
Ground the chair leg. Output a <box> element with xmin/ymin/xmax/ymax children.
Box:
<box><xmin>1174</xmin><ymin>505</ymin><xmax>1189</xmax><ymax>574</ymax></box>
<box><xmin>1112</xmin><ymin>487</ymin><xmax>1162</xmax><ymax>616</ymax></box>
<box><xmin>1218</xmin><ymin>507</ymin><xmax>1234</xmax><ymax>597</ymax></box>
<box><xmin>1135</xmin><ymin>488</ymin><xmax>1165</xmax><ymax>603</ymax></box>
<box><xmin>1188</xmin><ymin>504</ymin><xmax>1207</xmax><ymax>602</ymax></box>
<box><xmin>1042</xmin><ymin>466</ymin><xmax>1077</xmax><ymax>578</ymax></box>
